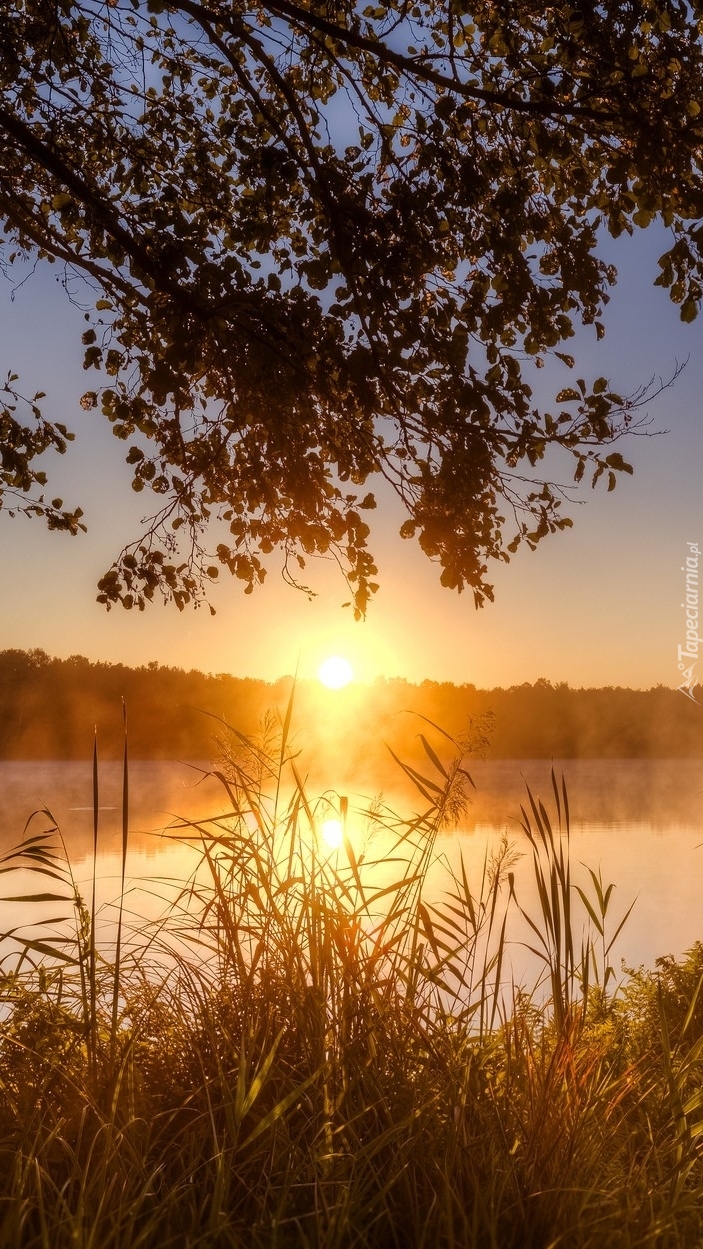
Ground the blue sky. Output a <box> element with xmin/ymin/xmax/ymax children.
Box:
<box><xmin>1</xmin><ymin>222</ymin><xmax>702</xmax><ymax>688</ymax></box>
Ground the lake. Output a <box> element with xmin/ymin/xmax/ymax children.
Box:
<box><xmin>1</xmin><ymin>757</ymin><xmax>701</xmax><ymax>981</ymax></box>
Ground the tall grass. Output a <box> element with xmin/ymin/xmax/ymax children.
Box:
<box><xmin>0</xmin><ymin>697</ymin><xmax>702</xmax><ymax>1247</ymax></box>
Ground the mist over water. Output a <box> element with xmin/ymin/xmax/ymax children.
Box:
<box><xmin>2</xmin><ymin>652</ymin><xmax>703</xmax><ymax>766</ymax></box>
<box><xmin>1</xmin><ymin>757</ymin><xmax>701</xmax><ymax>979</ymax></box>
<box><xmin>458</xmin><ymin>757</ymin><xmax>703</xmax><ymax>831</ymax></box>
<box><xmin>0</xmin><ymin>760</ymin><xmax>226</xmax><ymax>858</ymax></box>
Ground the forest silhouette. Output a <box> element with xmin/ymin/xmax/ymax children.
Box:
<box><xmin>1</xmin><ymin>651</ymin><xmax>701</xmax><ymax>786</ymax></box>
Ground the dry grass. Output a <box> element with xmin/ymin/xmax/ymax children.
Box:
<box><xmin>1</xmin><ymin>694</ymin><xmax>703</xmax><ymax>1247</ymax></box>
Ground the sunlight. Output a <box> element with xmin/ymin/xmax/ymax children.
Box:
<box><xmin>318</xmin><ymin>655</ymin><xmax>354</xmax><ymax>689</ymax></box>
<box><xmin>321</xmin><ymin>818</ymin><xmax>344</xmax><ymax>848</ymax></box>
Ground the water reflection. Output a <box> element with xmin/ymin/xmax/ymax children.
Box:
<box><xmin>0</xmin><ymin>760</ymin><xmax>228</xmax><ymax>858</ymax></box>
<box><xmin>0</xmin><ymin>758</ymin><xmax>701</xmax><ymax>978</ymax></box>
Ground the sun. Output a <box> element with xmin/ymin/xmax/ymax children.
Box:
<box><xmin>318</xmin><ymin>655</ymin><xmax>354</xmax><ymax>689</ymax></box>
<box><xmin>321</xmin><ymin>818</ymin><xmax>344</xmax><ymax>849</ymax></box>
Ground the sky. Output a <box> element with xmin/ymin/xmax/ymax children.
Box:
<box><xmin>1</xmin><ymin>224</ymin><xmax>702</xmax><ymax>689</ymax></box>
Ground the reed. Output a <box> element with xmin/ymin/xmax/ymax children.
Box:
<box><xmin>0</xmin><ymin>697</ymin><xmax>702</xmax><ymax>1247</ymax></box>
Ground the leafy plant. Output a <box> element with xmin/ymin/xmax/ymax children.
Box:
<box><xmin>4</xmin><ymin>3</ymin><xmax>699</xmax><ymax>612</ymax></box>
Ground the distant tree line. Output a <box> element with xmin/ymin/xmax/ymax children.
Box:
<box><xmin>0</xmin><ymin>651</ymin><xmax>701</xmax><ymax>770</ymax></box>
<box><xmin>0</xmin><ymin>648</ymin><xmax>287</xmax><ymax>761</ymax></box>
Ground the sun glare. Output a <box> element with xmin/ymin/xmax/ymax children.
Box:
<box><xmin>318</xmin><ymin>655</ymin><xmax>354</xmax><ymax>689</ymax></box>
<box><xmin>321</xmin><ymin>818</ymin><xmax>344</xmax><ymax>849</ymax></box>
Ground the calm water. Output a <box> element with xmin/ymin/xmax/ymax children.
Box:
<box><xmin>1</xmin><ymin>758</ymin><xmax>701</xmax><ymax>977</ymax></box>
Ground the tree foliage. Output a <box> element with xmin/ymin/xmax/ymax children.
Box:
<box><xmin>2</xmin><ymin>0</ymin><xmax>702</xmax><ymax>613</ymax></box>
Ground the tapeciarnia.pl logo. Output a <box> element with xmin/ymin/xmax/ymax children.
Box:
<box><xmin>677</xmin><ymin>541</ymin><xmax>700</xmax><ymax>703</ymax></box>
